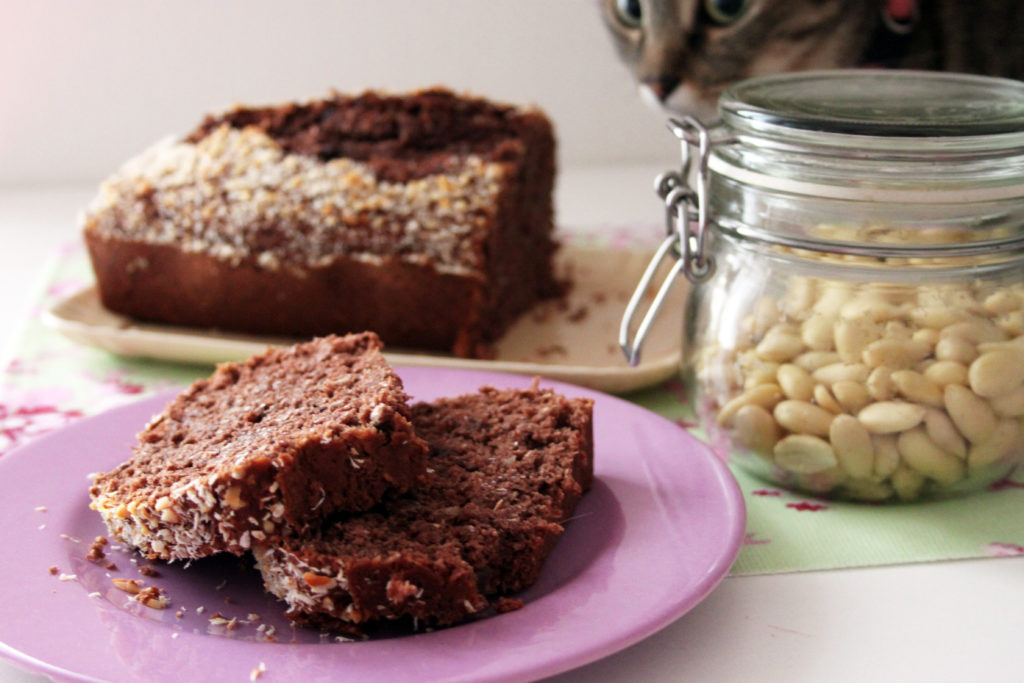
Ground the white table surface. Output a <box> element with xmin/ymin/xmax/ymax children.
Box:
<box><xmin>1</xmin><ymin>168</ymin><xmax>1021</xmax><ymax>683</ymax></box>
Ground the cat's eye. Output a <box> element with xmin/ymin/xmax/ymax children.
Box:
<box><xmin>701</xmin><ymin>0</ymin><xmax>750</xmax><ymax>25</ymax></box>
<box><xmin>613</xmin><ymin>0</ymin><xmax>642</xmax><ymax>29</ymax></box>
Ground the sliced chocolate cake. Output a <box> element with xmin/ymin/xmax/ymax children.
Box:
<box><xmin>253</xmin><ymin>383</ymin><xmax>594</xmax><ymax>628</ymax></box>
<box><xmin>89</xmin><ymin>333</ymin><xmax>429</xmax><ymax>561</ymax></box>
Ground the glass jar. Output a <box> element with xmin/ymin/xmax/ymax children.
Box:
<box><xmin>622</xmin><ymin>70</ymin><xmax>1024</xmax><ymax>502</ymax></box>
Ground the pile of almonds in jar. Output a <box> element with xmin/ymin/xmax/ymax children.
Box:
<box><xmin>695</xmin><ymin>246</ymin><xmax>1024</xmax><ymax>502</ymax></box>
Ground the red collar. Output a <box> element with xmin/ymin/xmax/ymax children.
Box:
<box><xmin>883</xmin><ymin>0</ymin><xmax>918</xmax><ymax>33</ymax></box>
<box><xmin>863</xmin><ymin>0</ymin><xmax>918</xmax><ymax>66</ymax></box>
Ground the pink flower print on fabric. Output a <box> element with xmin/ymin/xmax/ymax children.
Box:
<box><xmin>4</xmin><ymin>359</ymin><xmax>33</xmax><ymax>376</ymax></box>
<box><xmin>56</xmin><ymin>240</ymin><xmax>85</xmax><ymax>257</ymax></box>
<box><xmin>4</xmin><ymin>348</ymin><xmax>89</xmax><ymax>379</ymax></box>
<box><xmin>662</xmin><ymin>377</ymin><xmax>688</xmax><ymax>403</ymax></box>
<box><xmin>983</xmin><ymin>542</ymin><xmax>1024</xmax><ymax>557</ymax></box>
<box><xmin>786</xmin><ymin>500</ymin><xmax>829</xmax><ymax>512</ymax></box>
<box><xmin>610</xmin><ymin>225</ymin><xmax>647</xmax><ymax>251</ymax></box>
<box><xmin>743</xmin><ymin>531</ymin><xmax>771</xmax><ymax>546</ymax></box>
<box><xmin>83</xmin><ymin>369</ymin><xmax>179</xmax><ymax>402</ymax></box>
<box><xmin>0</xmin><ymin>402</ymin><xmax>83</xmax><ymax>457</ymax></box>
<box><xmin>708</xmin><ymin>427</ymin><xmax>732</xmax><ymax>462</ymax></box>
<box><xmin>45</xmin><ymin>278</ymin><xmax>88</xmax><ymax>301</ymax></box>
<box><xmin>989</xmin><ymin>478</ymin><xmax>1024</xmax><ymax>492</ymax></box>
<box><xmin>96</xmin><ymin>371</ymin><xmax>146</xmax><ymax>396</ymax></box>
<box><xmin>0</xmin><ymin>385</ymin><xmax>82</xmax><ymax>457</ymax></box>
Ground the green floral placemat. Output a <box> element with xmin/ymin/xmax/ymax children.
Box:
<box><xmin>2</xmin><ymin>241</ymin><xmax>1022</xmax><ymax>575</ymax></box>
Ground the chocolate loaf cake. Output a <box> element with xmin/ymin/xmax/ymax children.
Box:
<box><xmin>89</xmin><ymin>333</ymin><xmax>429</xmax><ymax>561</ymax></box>
<box><xmin>253</xmin><ymin>384</ymin><xmax>594</xmax><ymax>628</ymax></box>
<box><xmin>81</xmin><ymin>88</ymin><xmax>561</xmax><ymax>358</ymax></box>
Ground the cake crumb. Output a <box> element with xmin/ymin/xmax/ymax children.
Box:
<box><xmin>493</xmin><ymin>596</ymin><xmax>525</xmax><ymax>613</ymax></box>
<box><xmin>138</xmin><ymin>565</ymin><xmax>160</xmax><ymax>578</ymax></box>
<box><xmin>112</xmin><ymin>578</ymin><xmax>144</xmax><ymax>594</ymax></box>
<box><xmin>58</xmin><ymin>573</ymin><xmax>77</xmax><ymax>582</ymax></box>
<box><xmin>250</xmin><ymin>662</ymin><xmax>266</xmax><ymax>681</ymax></box>
<box><xmin>209</xmin><ymin>614</ymin><xmax>238</xmax><ymax>631</ymax></box>
<box><xmin>531</xmin><ymin>305</ymin><xmax>555</xmax><ymax>324</ymax></box>
<box><xmin>566</xmin><ymin>305</ymin><xmax>589</xmax><ymax>322</ymax></box>
<box><xmin>47</xmin><ymin>565</ymin><xmax>58</xmax><ymax>575</ymax></box>
<box><xmin>34</xmin><ymin>506</ymin><xmax>47</xmax><ymax>512</ymax></box>
<box><xmin>135</xmin><ymin>585</ymin><xmax>168</xmax><ymax>609</ymax></box>
<box><xmin>86</xmin><ymin>535</ymin><xmax>108</xmax><ymax>561</ymax></box>
<box><xmin>534</xmin><ymin>344</ymin><xmax>568</xmax><ymax>358</ymax></box>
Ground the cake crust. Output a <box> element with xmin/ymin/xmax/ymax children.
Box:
<box><xmin>254</xmin><ymin>384</ymin><xmax>594</xmax><ymax>628</ymax></box>
<box><xmin>89</xmin><ymin>333</ymin><xmax>429</xmax><ymax>561</ymax></box>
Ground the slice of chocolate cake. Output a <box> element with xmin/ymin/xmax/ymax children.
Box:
<box><xmin>81</xmin><ymin>88</ymin><xmax>561</xmax><ymax>358</ymax></box>
<box><xmin>89</xmin><ymin>333</ymin><xmax>429</xmax><ymax>562</ymax></box>
<box><xmin>253</xmin><ymin>383</ymin><xmax>594</xmax><ymax>628</ymax></box>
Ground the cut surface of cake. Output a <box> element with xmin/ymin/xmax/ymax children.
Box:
<box><xmin>81</xmin><ymin>88</ymin><xmax>561</xmax><ymax>358</ymax></box>
<box><xmin>89</xmin><ymin>333</ymin><xmax>429</xmax><ymax>561</ymax></box>
<box><xmin>253</xmin><ymin>383</ymin><xmax>594</xmax><ymax>628</ymax></box>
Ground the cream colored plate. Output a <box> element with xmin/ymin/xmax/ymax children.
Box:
<box><xmin>42</xmin><ymin>246</ymin><xmax>686</xmax><ymax>393</ymax></box>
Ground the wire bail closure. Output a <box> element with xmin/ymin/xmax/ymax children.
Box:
<box><xmin>619</xmin><ymin>116</ymin><xmax>717</xmax><ymax>366</ymax></box>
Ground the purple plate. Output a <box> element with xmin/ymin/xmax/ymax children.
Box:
<box><xmin>0</xmin><ymin>367</ymin><xmax>745</xmax><ymax>682</ymax></box>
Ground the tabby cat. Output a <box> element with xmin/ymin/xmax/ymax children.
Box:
<box><xmin>601</xmin><ymin>0</ymin><xmax>1024</xmax><ymax>118</ymax></box>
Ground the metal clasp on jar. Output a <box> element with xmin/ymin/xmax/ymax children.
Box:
<box><xmin>619</xmin><ymin>116</ymin><xmax>719</xmax><ymax>366</ymax></box>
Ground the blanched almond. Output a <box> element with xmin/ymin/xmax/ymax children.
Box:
<box><xmin>968</xmin><ymin>418</ymin><xmax>1021</xmax><ymax>468</ymax></box>
<box><xmin>776</xmin><ymin>364</ymin><xmax>815</xmax><ymax>401</ymax></box>
<box><xmin>830</xmin><ymin>415</ymin><xmax>874</xmax><ymax>479</ymax></box>
<box><xmin>968</xmin><ymin>348</ymin><xmax>1024</xmax><ymax>398</ymax></box>
<box><xmin>731</xmin><ymin>404</ymin><xmax>779</xmax><ymax>455</ymax></box>
<box><xmin>944</xmin><ymin>384</ymin><xmax>997</xmax><ymax>444</ymax></box>
<box><xmin>774</xmin><ymin>400</ymin><xmax>835</xmax><ymax>437</ymax></box>
<box><xmin>773</xmin><ymin>435</ymin><xmax>838</xmax><ymax>474</ymax></box>
<box><xmin>858</xmin><ymin>402</ymin><xmax>927</xmax><ymax>434</ymax></box>
<box><xmin>898</xmin><ymin>427</ymin><xmax>965</xmax><ymax>485</ymax></box>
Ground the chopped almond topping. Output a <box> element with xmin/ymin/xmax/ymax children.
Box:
<box><xmin>302</xmin><ymin>571</ymin><xmax>332</xmax><ymax>588</ymax></box>
<box><xmin>112</xmin><ymin>578</ymin><xmax>144</xmax><ymax>594</ymax></box>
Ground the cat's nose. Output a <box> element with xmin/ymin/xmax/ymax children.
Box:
<box><xmin>644</xmin><ymin>76</ymin><xmax>681</xmax><ymax>101</ymax></box>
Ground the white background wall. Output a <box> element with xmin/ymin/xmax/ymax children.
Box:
<box><xmin>0</xmin><ymin>0</ymin><xmax>679</xmax><ymax>187</ymax></box>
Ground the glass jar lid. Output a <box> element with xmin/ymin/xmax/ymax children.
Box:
<box><xmin>718</xmin><ymin>70</ymin><xmax>1024</xmax><ymax>156</ymax></box>
<box><xmin>620</xmin><ymin>71</ymin><xmax>1024</xmax><ymax>366</ymax></box>
<box><xmin>709</xmin><ymin>70</ymin><xmax>1024</xmax><ymax>204</ymax></box>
